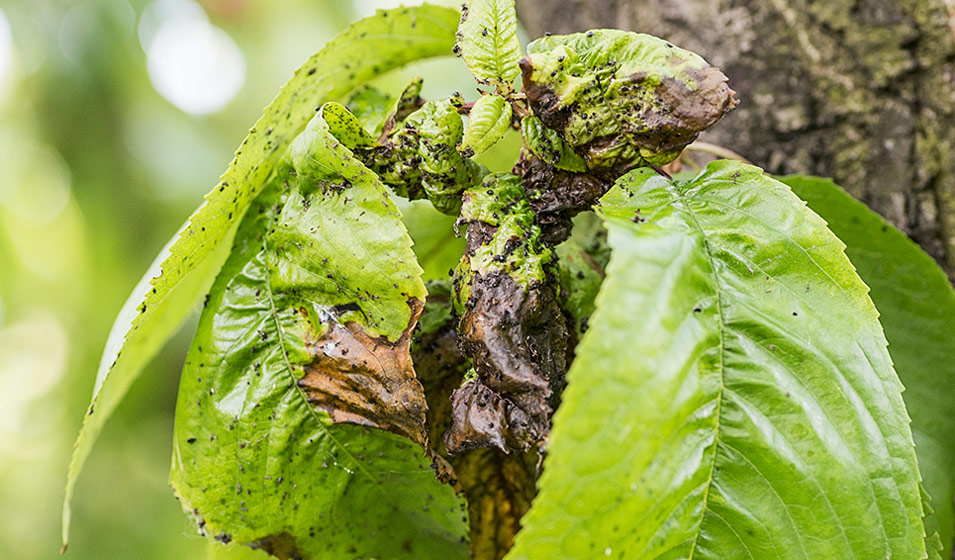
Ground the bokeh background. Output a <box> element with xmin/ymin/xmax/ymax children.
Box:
<box><xmin>0</xmin><ymin>1</ymin><xmax>473</xmax><ymax>558</ymax></box>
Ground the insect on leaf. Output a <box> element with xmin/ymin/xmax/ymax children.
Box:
<box><xmin>62</xmin><ymin>4</ymin><xmax>461</xmax><ymax>547</ymax></box>
<box><xmin>508</xmin><ymin>161</ymin><xmax>927</xmax><ymax>559</ymax></box>
<box><xmin>456</xmin><ymin>0</ymin><xmax>523</xmax><ymax>87</ymax></box>
<box><xmin>521</xmin><ymin>30</ymin><xmax>737</xmax><ymax>170</ymax></box>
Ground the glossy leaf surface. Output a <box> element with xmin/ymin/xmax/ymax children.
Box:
<box><xmin>171</xmin><ymin>112</ymin><xmax>467</xmax><ymax>559</ymax></box>
<box><xmin>456</xmin><ymin>0</ymin><xmax>523</xmax><ymax>87</ymax></box>
<box><xmin>62</xmin><ymin>4</ymin><xmax>460</xmax><ymax>545</ymax></box>
<box><xmin>784</xmin><ymin>174</ymin><xmax>955</xmax><ymax>557</ymax></box>
<box><xmin>509</xmin><ymin>161</ymin><xmax>926</xmax><ymax>559</ymax></box>
<box><xmin>461</xmin><ymin>94</ymin><xmax>512</xmax><ymax>156</ymax></box>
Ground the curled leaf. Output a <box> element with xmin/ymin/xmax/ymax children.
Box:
<box><xmin>447</xmin><ymin>173</ymin><xmax>568</xmax><ymax>454</ymax></box>
<box><xmin>171</xmin><ymin>110</ymin><xmax>467</xmax><ymax>559</ymax></box>
<box><xmin>358</xmin><ymin>98</ymin><xmax>485</xmax><ymax>214</ymax></box>
<box><xmin>320</xmin><ymin>102</ymin><xmax>379</xmax><ymax>149</ymax></box>
<box><xmin>62</xmin><ymin>4</ymin><xmax>461</xmax><ymax>547</ymax></box>
<box><xmin>521</xmin><ymin>30</ymin><xmax>738</xmax><ymax>171</ymax></box>
<box><xmin>521</xmin><ymin>115</ymin><xmax>586</xmax><ymax>173</ymax></box>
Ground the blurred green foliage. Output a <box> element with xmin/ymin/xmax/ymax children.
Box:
<box><xmin>0</xmin><ymin>1</ymin><xmax>468</xmax><ymax>558</ymax></box>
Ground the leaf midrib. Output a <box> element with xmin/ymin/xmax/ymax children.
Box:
<box><xmin>667</xmin><ymin>184</ymin><xmax>728</xmax><ymax>560</ymax></box>
<box><xmin>668</xmin><ymin>182</ymin><xmax>858</xmax><ymax>560</ymax></box>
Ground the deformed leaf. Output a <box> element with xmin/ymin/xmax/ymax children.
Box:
<box><xmin>783</xmin><ymin>174</ymin><xmax>955</xmax><ymax>558</ymax></box>
<box><xmin>509</xmin><ymin>161</ymin><xmax>927</xmax><ymax>559</ymax></box>
<box><xmin>358</xmin><ymin>98</ymin><xmax>485</xmax><ymax>214</ymax></box>
<box><xmin>412</xmin><ymin>282</ymin><xmax>539</xmax><ymax>560</ymax></box>
<box><xmin>521</xmin><ymin>30</ymin><xmax>737</xmax><ymax>170</ymax></box>
<box><xmin>447</xmin><ymin>173</ymin><xmax>568</xmax><ymax>454</ymax></box>
<box><xmin>456</xmin><ymin>0</ymin><xmax>523</xmax><ymax>87</ymax></box>
<box><xmin>171</xmin><ymin>111</ymin><xmax>467</xmax><ymax>559</ymax></box>
<box><xmin>321</xmin><ymin>102</ymin><xmax>379</xmax><ymax>149</ymax></box>
<box><xmin>62</xmin><ymin>4</ymin><xmax>461</xmax><ymax>547</ymax></box>
<box><xmin>521</xmin><ymin>115</ymin><xmax>586</xmax><ymax>173</ymax></box>
<box><xmin>461</xmin><ymin>94</ymin><xmax>512</xmax><ymax>156</ymax></box>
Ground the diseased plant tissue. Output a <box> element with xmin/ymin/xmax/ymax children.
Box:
<box><xmin>64</xmin><ymin>1</ymin><xmax>953</xmax><ymax>559</ymax></box>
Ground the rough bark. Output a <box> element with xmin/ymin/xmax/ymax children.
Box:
<box><xmin>518</xmin><ymin>0</ymin><xmax>955</xmax><ymax>281</ymax></box>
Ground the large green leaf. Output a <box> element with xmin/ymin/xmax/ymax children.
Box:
<box><xmin>509</xmin><ymin>161</ymin><xmax>927</xmax><ymax>559</ymax></box>
<box><xmin>62</xmin><ymin>4</ymin><xmax>460</xmax><ymax>547</ymax></box>
<box><xmin>456</xmin><ymin>0</ymin><xmax>523</xmax><ymax>87</ymax></box>
<box><xmin>783</xmin><ymin>174</ymin><xmax>955</xmax><ymax>557</ymax></box>
<box><xmin>170</xmin><ymin>111</ymin><xmax>467</xmax><ymax>559</ymax></box>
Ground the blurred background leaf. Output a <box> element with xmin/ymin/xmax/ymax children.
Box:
<box><xmin>0</xmin><ymin>1</ymin><xmax>472</xmax><ymax>558</ymax></box>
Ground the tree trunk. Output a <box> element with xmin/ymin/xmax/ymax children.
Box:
<box><xmin>517</xmin><ymin>0</ymin><xmax>955</xmax><ymax>281</ymax></box>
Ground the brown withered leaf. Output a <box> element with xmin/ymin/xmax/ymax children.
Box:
<box><xmin>520</xmin><ymin>154</ymin><xmax>612</xmax><ymax>244</ymax></box>
<box><xmin>447</xmin><ymin>270</ymin><xmax>568</xmax><ymax>454</ymax></box>
<box><xmin>297</xmin><ymin>299</ymin><xmax>430</xmax><ymax>447</ymax></box>
<box><xmin>411</xmin><ymin>298</ymin><xmax>540</xmax><ymax>560</ymax></box>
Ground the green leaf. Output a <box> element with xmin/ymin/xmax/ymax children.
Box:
<box><xmin>345</xmin><ymin>85</ymin><xmax>394</xmax><ymax>135</ymax></box>
<box><xmin>321</xmin><ymin>102</ymin><xmax>379</xmax><ymax>149</ymax></box>
<box><xmin>461</xmin><ymin>94</ymin><xmax>512</xmax><ymax>156</ymax></box>
<box><xmin>782</xmin><ymin>174</ymin><xmax>955</xmax><ymax>558</ymax></box>
<box><xmin>170</xmin><ymin>111</ymin><xmax>467</xmax><ymax>559</ymax></box>
<box><xmin>522</xmin><ymin>30</ymin><xmax>737</xmax><ymax>170</ymax></box>
<box><xmin>62</xmin><ymin>4</ymin><xmax>460</xmax><ymax>546</ymax></box>
<box><xmin>509</xmin><ymin>161</ymin><xmax>927</xmax><ymax>559</ymax></box>
<box><xmin>399</xmin><ymin>199</ymin><xmax>465</xmax><ymax>282</ymax></box>
<box><xmin>456</xmin><ymin>0</ymin><xmax>523</xmax><ymax>87</ymax></box>
<box><xmin>555</xmin><ymin>233</ymin><xmax>603</xmax><ymax>337</ymax></box>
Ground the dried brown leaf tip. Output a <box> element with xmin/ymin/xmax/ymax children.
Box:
<box><xmin>296</xmin><ymin>299</ymin><xmax>430</xmax><ymax>447</ymax></box>
<box><xmin>520</xmin><ymin>29</ymin><xmax>738</xmax><ymax>172</ymax></box>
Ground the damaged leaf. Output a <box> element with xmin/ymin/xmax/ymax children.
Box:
<box><xmin>521</xmin><ymin>30</ymin><xmax>737</xmax><ymax>172</ymax></box>
<box><xmin>509</xmin><ymin>161</ymin><xmax>927</xmax><ymax>559</ymax></box>
<box><xmin>447</xmin><ymin>173</ymin><xmax>568</xmax><ymax>454</ymax></box>
<box><xmin>521</xmin><ymin>116</ymin><xmax>586</xmax><ymax>173</ymax></box>
<box><xmin>520</xmin><ymin>154</ymin><xmax>611</xmax><ymax>244</ymax></box>
<box><xmin>170</xmin><ymin>111</ymin><xmax>467</xmax><ymax>559</ymax></box>
<box><xmin>320</xmin><ymin>102</ymin><xmax>379</xmax><ymax>149</ymax></box>
<box><xmin>456</xmin><ymin>0</ymin><xmax>523</xmax><ymax>88</ymax></box>
<box><xmin>62</xmin><ymin>4</ymin><xmax>461</xmax><ymax>546</ymax></box>
<box><xmin>412</xmin><ymin>283</ymin><xmax>539</xmax><ymax>560</ymax></box>
<box><xmin>356</xmin><ymin>98</ymin><xmax>485</xmax><ymax>215</ymax></box>
<box><xmin>347</xmin><ymin>77</ymin><xmax>426</xmax><ymax>140</ymax></box>
<box><xmin>461</xmin><ymin>94</ymin><xmax>512</xmax><ymax>156</ymax></box>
